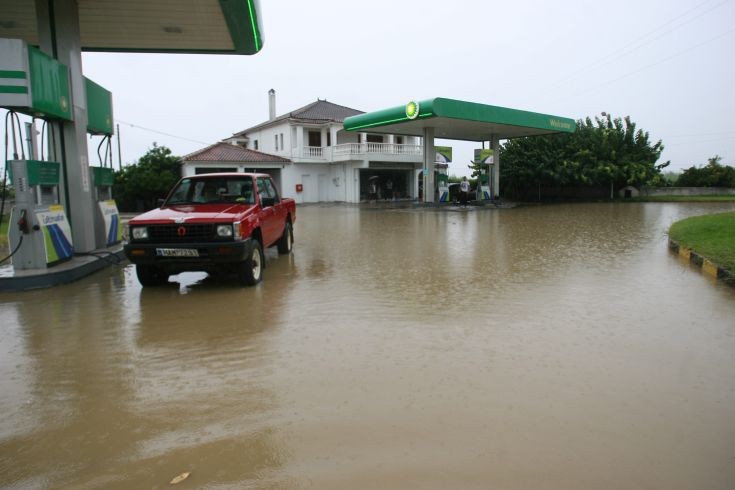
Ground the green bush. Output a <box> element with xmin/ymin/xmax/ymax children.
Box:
<box><xmin>113</xmin><ymin>144</ymin><xmax>181</xmax><ymax>211</ymax></box>
<box><xmin>675</xmin><ymin>156</ymin><xmax>735</xmax><ymax>187</ymax></box>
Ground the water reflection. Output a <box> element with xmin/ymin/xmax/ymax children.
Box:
<box><xmin>1</xmin><ymin>202</ymin><xmax>734</xmax><ymax>489</ymax></box>
<box><xmin>0</xmin><ymin>266</ymin><xmax>288</xmax><ymax>488</ymax></box>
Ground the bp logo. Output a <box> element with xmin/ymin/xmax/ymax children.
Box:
<box><xmin>405</xmin><ymin>100</ymin><xmax>420</xmax><ymax>120</ymax></box>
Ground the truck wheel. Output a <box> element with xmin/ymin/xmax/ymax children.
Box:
<box><xmin>277</xmin><ymin>221</ymin><xmax>293</xmax><ymax>255</ymax></box>
<box><xmin>136</xmin><ymin>265</ymin><xmax>169</xmax><ymax>286</ymax></box>
<box><xmin>239</xmin><ymin>241</ymin><xmax>264</xmax><ymax>286</ymax></box>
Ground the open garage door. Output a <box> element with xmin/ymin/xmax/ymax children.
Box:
<box><xmin>359</xmin><ymin>168</ymin><xmax>411</xmax><ymax>201</ymax></box>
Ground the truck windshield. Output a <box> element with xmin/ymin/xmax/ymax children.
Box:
<box><xmin>166</xmin><ymin>177</ymin><xmax>255</xmax><ymax>205</ymax></box>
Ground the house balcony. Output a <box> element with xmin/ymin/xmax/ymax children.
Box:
<box><xmin>293</xmin><ymin>143</ymin><xmax>424</xmax><ymax>163</ymax></box>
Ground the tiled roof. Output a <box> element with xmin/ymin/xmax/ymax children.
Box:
<box><xmin>232</xmin><ymin>99</ymin><xmax>364</xmax><ymax>136</ymax></box>
<box><xmin>182</xmin><ymin>142</ymin><xmax>290</xmax><ymax>163</ymax></box>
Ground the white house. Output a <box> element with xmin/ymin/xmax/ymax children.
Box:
<box><xmin>181</xmin><ymin>90</ymin><xmax>428</xmax><ymax>203</ymax></box>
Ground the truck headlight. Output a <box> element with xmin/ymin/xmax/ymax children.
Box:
<box><xmin>131</xmin><ymin>226</ymin><xmax>148</xmax><ymax>240</ymax></box>
<box><xmin>216</xmin><ymin>224</ymin><xmax>233</xmax><ymax>237</ymax></box>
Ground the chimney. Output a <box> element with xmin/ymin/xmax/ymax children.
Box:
<box><xmin>268</xmin><ymin>89</ymin><xmax>276</xmax><ymax>120</ymax></box>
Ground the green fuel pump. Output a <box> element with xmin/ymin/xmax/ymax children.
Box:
<box><xmin>474</xmin><ymin>149</ymin><xmax>494</xmax><ymax>200</ymax></box>
<box><xmin>437</xmin><ymin>173</ymin><xmax>449</xmax><ymax>203</ymax></box>
<box><xmin>3</xmin><ymin>37</ymin><xmax>117</xmax><ymax>268</ymax></box>
<box><xmin>2</xmin><ymin>38</ymin><xmax>74</xmax><ymax>269</ymax></box>
<box><xmin>479</xmin><ymin>173</ymin><xmax>492</xmax><ymax>200</ymax></box>
<box><xmin>8</xmin><ymin>160</ymin><xmax>74</xmax><ymax>269</ymax></box>
<box><xmin>89</xmin><ymin>166</ymin><xmax>121</xmax><ymax>247</ymax></box>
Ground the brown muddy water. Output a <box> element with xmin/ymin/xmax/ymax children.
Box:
<box><xmin>1</xmin><ymin>202</ymin><xmax>735</xmax><ymax>489</ymax></box>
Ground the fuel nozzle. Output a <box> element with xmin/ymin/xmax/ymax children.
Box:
<box><xmin>17</xmin><ymin>209</ymin><xmax>30</xmax><ymax>234</ymax></box>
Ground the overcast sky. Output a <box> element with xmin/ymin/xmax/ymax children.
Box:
<box><xmin>6</xmin><ymin>0</ymin><xmax>735</xmax><ymax>177</ymax></box>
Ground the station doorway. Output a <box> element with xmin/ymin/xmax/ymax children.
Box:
<box><xmin>359</xmin><ymin>169</ymin><xmax>411</xmax><ymax>201</ymax></box>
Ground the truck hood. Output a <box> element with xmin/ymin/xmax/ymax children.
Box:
<box><xmin>129</xmin><ymin>203</ymin><xmax>256</xmax><ymax>224</ymax></box>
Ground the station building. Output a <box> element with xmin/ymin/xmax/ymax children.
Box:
<box><xmin>181</xmin><ymin>91</ymin><xmax>427</xmax><ymax>204</ymax></box>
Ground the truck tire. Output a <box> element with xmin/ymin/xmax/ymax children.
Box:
<box><xmin>136</xmin><ymin>265</ymin><xmax>169</xmax><ymax>286</ymax></box>
<box><xmin>277</xmin><ymin>221</ymin><xmax>293</xmax><ymax>255</ymax></box>
<box><xmin>239</xmin><ymin>240</ymin><xmax>264</xmax><ymax>286</ymax></box>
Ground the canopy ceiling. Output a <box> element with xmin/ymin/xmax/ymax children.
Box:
<box><xmin>0</xmin><ymin>0</ymin><xmax>263</xmax><ymax>54</ymax></box>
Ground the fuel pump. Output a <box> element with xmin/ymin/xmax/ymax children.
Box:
<box><xmin>8</xmin><ymin>159</ymin><xmax>74</xmax><ymax>269</ymax></box>
<box><xmin>437</xmin><ymin>173</ymin><xmax>450</xmax><ymax>203</ymax></box>
<box><xmin>473</xmin><ymin>149</ymin><xmax>494</xmax><ymax>201</ymax></box>
<box><xmin>90</xmin><ymin>166</ymin><xmax>121</xmax><ymax>248</ymax></box>
<box><xmin>2</xmin><ymin>38</ymin><xmax>116</xmax><ymax>267</ymax></box>
<box><xmin>479</xmin><ymin>172</ymin><xmax>492</xmax><ymax>200</ymax></box>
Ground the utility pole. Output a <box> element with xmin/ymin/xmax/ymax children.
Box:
<box><xmin>116</xmin><ymin>123</ymin><xmax>122</xmax><ymax>170</ymax></box>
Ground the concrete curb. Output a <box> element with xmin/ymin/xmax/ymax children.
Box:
<box><xmin>668</xmin><ymin>238</ymin><xmax>735</xmax><ymax>287</ymax></box>
<box><xmin>0</xmin><ymin>248</ymin><xmax>126</xmax><ymax>292</ymax></box>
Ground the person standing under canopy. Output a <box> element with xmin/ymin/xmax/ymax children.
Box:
<box><xmin>459</xmin><ymin>177</ymin><xmax>470</xmax><ymax>207</ymax></box>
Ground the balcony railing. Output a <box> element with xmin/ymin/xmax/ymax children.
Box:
<box><xmin>297</xmin><ymin>143</ymin><xmax>423</xmax><ymax>160</ymax></box>
<box><xmin>302</xmin><ymin>146</ymin><xmax>324</xmax><ymax>158</ymax></box>
<box><xmin>333</xmin><ymin>143</ymin><xmax>423</xmax><ymax>156</ymax></box>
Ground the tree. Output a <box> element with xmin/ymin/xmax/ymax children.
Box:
<box><xmin>114</xmin><ymin>144</ymin><xmax>181</xmax><ymax>211</ymax></box>
<box><xmin>500</xmin><ymin>114</ymin><xmax>669</xmax><ymax>199</ymax></box>
<box><xmin>676</xmin><ymin>155</ymin><xmax>735</xmax><ymax>187</ymax></box>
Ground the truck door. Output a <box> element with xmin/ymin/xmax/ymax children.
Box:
<box><xmin>256</xmin><ymin>177</ymin><xmax>279</xmax><ymax>246</ymax></box>
<box><xmin>264</xmin><ymin>177</ymin><xmax>286</xmax><ymax>240</ymax></box>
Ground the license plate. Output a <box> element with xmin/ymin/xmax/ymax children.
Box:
<box><xmin>156</xmin><ymin>248</ymin><xmax>199</xmax><ymax>257</ymax></box>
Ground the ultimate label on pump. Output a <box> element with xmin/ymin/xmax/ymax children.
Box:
<box><xmin>35</xmin><ymin>205</ymin><xmax>74</xmax><ymax>265</ymax></box>
<box><xmin>98</xmin><ymin>200</ymin><xmax>122</xmax><ymax>246</ymax></box>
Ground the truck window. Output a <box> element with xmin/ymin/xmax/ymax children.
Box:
<box><xmin>167</xmin><ymin>179</ymin><xmax>191</xmax><ymax>204</ymax></box>
<box><xmin>257</xmin><ymin>176</ymin><xmax>277</xmax><ymax>205</ymax></box>
<box><xmin>237</xmin><ymin>179</ymin><xmax>255</xmax><ymax>204</ymax></box>
<box><xmin>264</xmin><ymin>178</ymin><xmax>280</xmax><ymax>201</ymax></box>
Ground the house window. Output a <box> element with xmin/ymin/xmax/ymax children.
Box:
<box><xmin>395</xmin><ymin>136</ymin><xmax>404</xmax><ymax>145</ymax></box>
<box><xmin>366</xmin><ymin>134</ymin><xmax>384</xmax><ymax>143</ymax></box>
<box><xmin>327</xmin><ymin>131</ymin><xmax>331</xmax><ymax>147</ymax></box>
<box><xmin>254</xmin><ymin>139</ymin><xmax>258</xmax><ymax>150</ymax></box>
<box><xmin>275</xmin><ymin>135</ymin><xmax>279</xmax><ymax>151</ymax></box>
<box><xmin>280</xmin><ymin>133</ymin><xmax>284</xmax><ymax>149</ymax></box>
<box><xmin>308</xmin><ymin>131</ymin><xmax>321</xmax><ymax>147</ymax></box>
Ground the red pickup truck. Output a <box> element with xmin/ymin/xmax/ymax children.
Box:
<box><xmin>124</xmin><ymin>173</ymin><xmax>295</xmax><ymax>287</ymax></box>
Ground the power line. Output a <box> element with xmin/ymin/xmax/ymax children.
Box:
<box><xmin>116</xmin><ymin>119</ymin><xmax>211</xmax><ymax>146</ymax></box>
<box><xmin>666</xmin><ymin>136</ymin><xmax>735</xmax><ymax>146</ymax></box>
<box><xmin>554</xmin><ymin>25</ymin><xmax>735</xmax><ymax>102</ymax></box>
<box><xmin>664</xmin><ymin>130</ymin><xmax>735</xmax><ymax>139</ymax></box>
<box><xmin>540</xmin><ymin>0</ymin><xmax>729</xmax><ymax>95</ymax></box>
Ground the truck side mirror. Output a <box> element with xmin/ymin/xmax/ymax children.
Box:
<box><xmin>261</xmin><ymin>196</ymin><xmax>276</xmax><ymax>208</ymax></box>
<box><xmin>157</xmin><ymin>198</ymin><xmax>165</xmax><ymax>207</ymax></box>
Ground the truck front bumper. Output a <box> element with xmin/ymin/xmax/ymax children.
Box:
<box><xmin>124</xmin><ymin>238</ymin><xmax>254</xmax><ymax>268</ymax></box>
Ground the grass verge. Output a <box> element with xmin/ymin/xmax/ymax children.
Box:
<box><xmin>669</xmin><ymin>211</ymin><xmax>735</xmax><ymax>271</ymax></box>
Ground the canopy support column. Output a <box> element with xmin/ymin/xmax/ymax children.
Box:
<box><xmin>422</xmin><ymin>127</ymin><xmax>435</xmax><ymax>203</ymax></box>
<box><xmin>35</xmin><ymin>0</ymin><xmax>97</xmax><ymax>252</ymax></box>
<box><xmin>490</xmin><ymin>134</ymin><xmax>501</xmax><ymax>199</ymax></box>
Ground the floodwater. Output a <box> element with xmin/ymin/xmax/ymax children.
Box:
<box><xmin>2</xmin><ymin>202</ymin><xmax>735</xmax><ymax>489</ymax></box>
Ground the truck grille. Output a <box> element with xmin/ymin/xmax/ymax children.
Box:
<box><xmin>147</xmin><ymin>224</ymin><xmax>216</xmax><ymax>242</ymax></box>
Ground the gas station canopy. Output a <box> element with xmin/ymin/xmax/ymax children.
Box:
<box><xmin>343</xmin><ymin>97</ymin><xmax>576</xmax><ymax>140</ymax></box>
<box><xmin>0</xmin><ymin>0</ymin><xmax>263</xmax><ymax>54</ymax></box>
